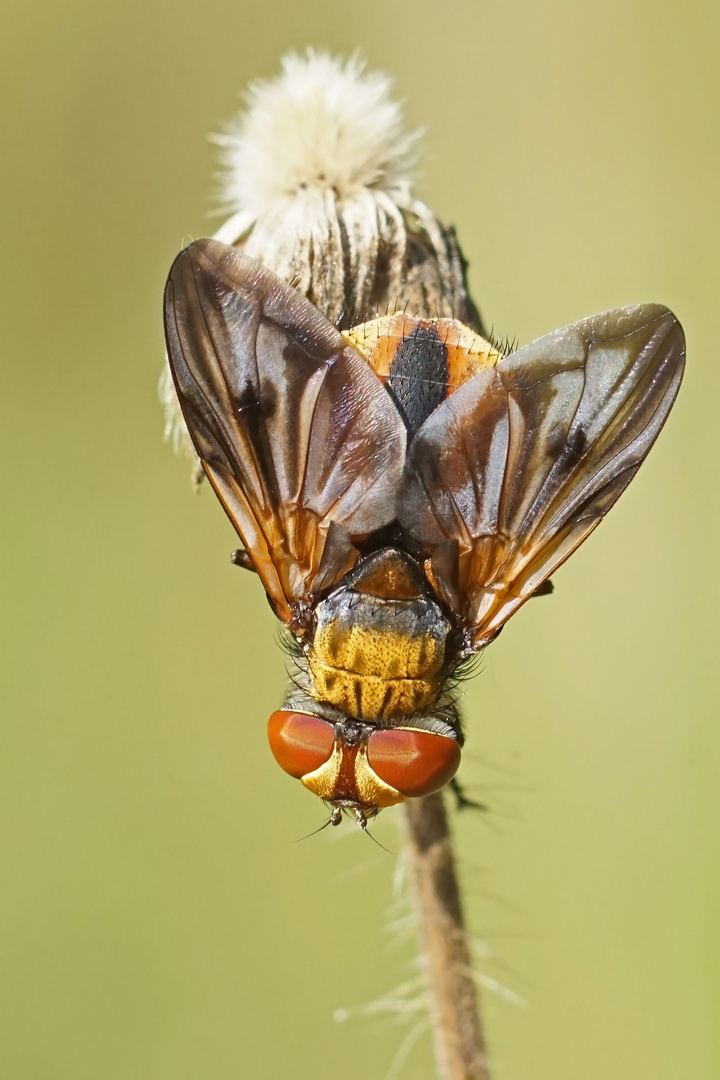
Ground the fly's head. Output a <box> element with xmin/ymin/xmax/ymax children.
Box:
<box><xmin>267</xmin><ymin>706</ymin><xmax>462</xmax><ymax>827</ymax></box>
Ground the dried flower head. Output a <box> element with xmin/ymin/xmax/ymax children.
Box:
<box><xmin>161</xmin><ymin>49</ymin><xmax>478</xmax><ymax>463</ymax></box>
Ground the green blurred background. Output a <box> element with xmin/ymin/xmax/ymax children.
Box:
<box><xmin>2</xmin><ymin>1</ymin><xmax>718</xmax><ymax>1077</ymax></box>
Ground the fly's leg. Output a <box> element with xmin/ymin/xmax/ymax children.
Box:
<box><xmin>231</xmin><ymin>549</ymin><xmax>256</xmax><ymax>572</ymax></box>
<box><xmin>449</xmin><ymin>777</ymin><xmax>487</xmax><ymax>813</ymax></box>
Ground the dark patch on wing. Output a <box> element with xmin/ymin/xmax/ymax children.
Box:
<box><xmin>565</xmin><ymin>426</ymin><xmax>587</xmax><ymax>458</ymax></box>
<box><xmin>236</xmin><ymin>381</ymin><xmax>261</xmax><ymax>413</ymax></box>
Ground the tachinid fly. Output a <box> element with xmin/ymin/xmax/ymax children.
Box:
<box><xmin>164</xmin><ymin>238</ymin><xmax>685</xmax><ymax>829</ymax></box>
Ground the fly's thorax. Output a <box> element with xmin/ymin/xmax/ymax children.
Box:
<box><xmin>306</xmin><ymin>548</ymin><xmax>452</xmax><ymax>720</ymax></box>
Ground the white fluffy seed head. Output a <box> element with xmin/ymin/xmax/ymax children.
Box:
<box><xmin>207</xmin><ymin>49</ymin><xmax>450</xmax><ymax>324</ymax></box>
<box><xmin>213</xmin><ymin>50</ymin><xmax>421</xmax><ymax>218</ymax></box>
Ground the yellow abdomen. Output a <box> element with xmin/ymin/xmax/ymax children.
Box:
<box><xmin>308</xmin><ymin>619</ymin><xmax>446</xmax><ymax>720</ymax></box>
<box><xmin>306</xmin><ymin>549</ymin><xmax>451</xmax><ymax>721</ymax></box>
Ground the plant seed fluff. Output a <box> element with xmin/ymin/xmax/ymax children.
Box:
<box><xmin>213</xmin><ymin>50</ymin><xmax>420</xmax><ymax>218</ymax></box>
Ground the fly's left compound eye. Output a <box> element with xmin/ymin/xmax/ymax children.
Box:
<box><xmin>367</xmin><ymin>728</ymin><xmax>461</xmax><ymax>798</ymax></box>
<box><xmin>267</xmin><ymin>711</ymin><xmax>335</xmax><ymax>779</ymax></box>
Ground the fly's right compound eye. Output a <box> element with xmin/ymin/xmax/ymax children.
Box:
<box><xmin>366</xmin><ymin>727</ymin><xmax>461</xmax><ymax>797</ymax></box>
<box><xmin>267</xmin><ymin>711</ymin><xmax>335</xmax><ymax>779</ymax></box>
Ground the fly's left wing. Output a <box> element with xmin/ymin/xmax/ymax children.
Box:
<box><xmin>164</xmin><ymin>239</ymin><xmax>407</xmax><ymax>631</ymax></box>
<box><xmin>397</xmin><ymin>304</ymin><xmax>685</xmax><ymax>648</ymax></box>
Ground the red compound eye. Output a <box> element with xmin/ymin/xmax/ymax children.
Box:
<box><xmin>267</xmin><ymin>711</ymin><xmax>336</xmax><ymax>779</ymax></box>
<box><xmin>367</xmin><ymin>728</ymin><xmax>461</xmax><ymax>797</ymax></box>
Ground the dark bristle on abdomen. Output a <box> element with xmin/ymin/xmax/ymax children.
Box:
<box><xmin>388</xmin><ymin>326</ymin><xmax>448</xmax><ymax>434</ymax></box>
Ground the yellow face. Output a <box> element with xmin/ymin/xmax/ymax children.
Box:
<box><xmin>300</xmin><ymin>738</ymin><xmax>407</xmax><ymax>809</ymax></box>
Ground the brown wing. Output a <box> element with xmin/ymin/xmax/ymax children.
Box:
<box><xmin>164</xmin><ymin>238</ymin><xmax>406</xmax><ymax>630</ymax></box>
<box><xmin>397</xmin><ymin>304</ymin><xmax>685</xmax><ymax>648</ymax></box>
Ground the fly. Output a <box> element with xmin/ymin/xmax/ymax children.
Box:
<box><xmin>164</xmin><ymin>238</ymin><xmax>685</xmax><ymax>828</ymax></box>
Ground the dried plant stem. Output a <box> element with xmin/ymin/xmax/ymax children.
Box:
<box><xmin>403</xmin><ymin>795</ymin><xmax>490</xmax><ymax>1080</ymax></box>
<box><xmin>393</xmin><ymin>221</ymin><xmax>491</xmax><ymax>1079</ymax></box>
<box><xmin>171</xmin><ymin>54</ymin><xmax>493</xmax><ymax>1079</ymax></box>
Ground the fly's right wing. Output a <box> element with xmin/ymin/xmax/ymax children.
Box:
<box><xmin>164</xmin><ymin>239</ymin><xmax>407</xmax><ymax>631</ymax></box>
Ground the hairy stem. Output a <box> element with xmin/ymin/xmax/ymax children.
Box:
<box><xmin>403</xmin><ymin>795</ymin><xmax>490</xmax><ymax>1080</ymax></box>
<box><xmin>392</xmin><ymin>223</ymin><xmax>491</xmax><ymax>1079</ymax></box>
<box><xmin>205</xmin><ymin>102</ymin><xmax>491</xmax><ymax>1075</ymax></box>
